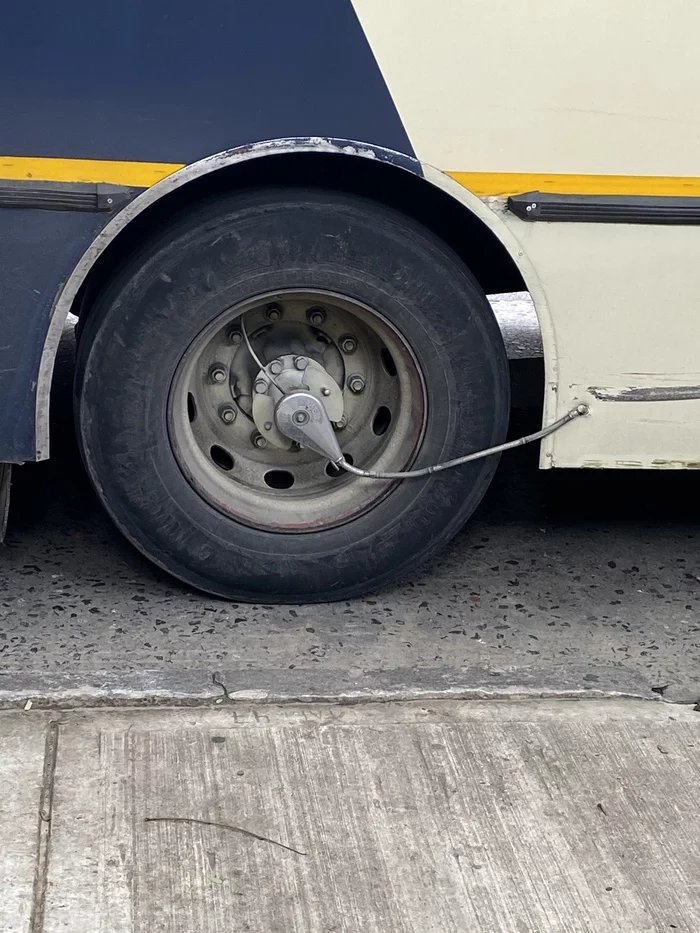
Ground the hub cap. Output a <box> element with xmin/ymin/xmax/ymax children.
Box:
<box><xmin>168</xmin><ymin>290</ymin><xmax>427</xmax><ymax>532</ymax></box>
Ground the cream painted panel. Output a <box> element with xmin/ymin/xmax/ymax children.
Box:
<box><xmin>500</xmin><ymin>215</ymin><xmax>700</xmax><ymax>468</ymax></box>
<box><xmin>351</xmin><ymin>0</ymin><xmax>700</xmax><ymax>176</ymax></box>
<box><xmin>353</xmin><ymin>0</ymin><xmax>700</xmax><ymax>468</ymax></box>
<box><xmin>545</xmin><ymin>393</ymin><xmax>700</xmax><ymax>469</ymax></box>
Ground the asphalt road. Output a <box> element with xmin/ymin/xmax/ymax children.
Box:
<box><xmin>1</xmin><ymin>311</ymin><xmax>699</xmax><ymax>703</ymax></box>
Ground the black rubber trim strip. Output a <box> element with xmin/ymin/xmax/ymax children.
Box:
<box><xmin>508</xmin><ymin>191</ymin><xmax>700</xmax><ymax>224</ymax></box>
<box><xmin>0</xmin><ymin>181</ymin><xmax>134</xmax><ymax>212</ymax></box>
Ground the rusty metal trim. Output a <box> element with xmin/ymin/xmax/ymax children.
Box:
<box><xmin>589</xmin><ymin>385</ymin><xmax>700</xmax><ymax>402</ymax></box>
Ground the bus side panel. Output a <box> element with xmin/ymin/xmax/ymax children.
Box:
<box><xmin>353</xmin><ymin>0</ymin><xmax>700</xmax><ymax>468</ymax></box>
<box><xmin>0</xmin><ymin>211</ymin><xmax>106</xmax><ymax>462</ymax></box>
<box><xmin>351</xmin><ymin>0</ymin><xmax>700</xmax><ymax>179</ymax></box>
<box><xmin>0</xmin><ymin>0</ymin><xmax>417</xmax><ymax>463</ymax></box>
<box><xmin>502</xmin><ymin>217</ymin><xmax>700</xmax><ymax>470</ymax></box>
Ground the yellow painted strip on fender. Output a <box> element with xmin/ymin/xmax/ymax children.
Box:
<box><xmin>3</xmin><ymin>157</ymin><xmax>700</xmax><ymax>200</ymax></box>
<box><xmin>447</xmin><ymin>171</ymin><xmax>700</xmax><ymax>198</ymax></box>
<box><xmin>0</xmin><ymin>156</ymin><xmax>183</xmax><ymax>187</ymax></box>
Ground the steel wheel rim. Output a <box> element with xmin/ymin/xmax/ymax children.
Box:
<box><xmin>168</xmin><ymin>289</ymin><xmax>427</xmax><ymax>532</ymax></box>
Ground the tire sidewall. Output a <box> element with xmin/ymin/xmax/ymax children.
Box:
<box><xmin>77</xmin><ymin>188</ymin><xmax>509</xmax><ymax>600</ymax></box>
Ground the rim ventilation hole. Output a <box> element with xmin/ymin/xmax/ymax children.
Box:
<box><xmin>187</xmin><ymin>393</ymin><xmax>197</xmax><ymax>422</ymax></box>
<box><xmin>210</xmin><ymin>446</ymin><xmax>234</xmax><ymax>471</ymax></box>
<box><xmin>372</xmin><ymin>407</ymin><xmax>392</xmax><ymax>436</ymax></box>
<box><xmin>264</xmin><ymin>470</ymin><xmax>295</xmax><ymax>489</ymax></box>
<box><xmin>326</xmin><ymin>452</ymin><xmax>354</xmax><ymax>478</ymax></box>
<box><xmin>380</xmin><ymin>348</ymin><xmax>397</xmax><ymax>377</ymax></box>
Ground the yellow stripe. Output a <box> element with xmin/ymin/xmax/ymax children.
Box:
<box><xmin>3</xmin><ymin>156</ymin><xmax>700</xmax><ymax>200</ymax></box>
<box><xmin>447</xmin><ymin>171</ymin><xmax>700</xmax><ymax>198</ymax></box>
<box><xmin>0</xmin><ymin>156</ymin><xmax>183</xmax><ymax>187</ymax></box>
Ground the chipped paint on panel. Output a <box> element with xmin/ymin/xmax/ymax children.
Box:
<box><xmin>651</xmin><ymin>459</ymin><xmax>700</xmax><ymax>469</ymax></box>
<box><xmin>589</xmin><ymin>385</ymin><xmax>700</xmax><ymax>402</ymax></box>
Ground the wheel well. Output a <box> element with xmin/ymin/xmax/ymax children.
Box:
<box><xmin>72</xmin><ymin>151</ymin><xmax>526</xmax><ymax>326</ymax></box>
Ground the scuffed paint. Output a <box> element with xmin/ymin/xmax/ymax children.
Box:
<box><xmin>589</xmin><ymin>385</ymin><xmax>700</xmax><ymax>403</ymax></box>
<box><xmin>651</xmin><ymin>459</ymin><xmax>700</xmax><ymax>469</ymax></box>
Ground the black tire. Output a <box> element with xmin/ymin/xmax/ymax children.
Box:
<box><xmin>75</xmin><ymin>187</ymin><xmax>509</xmax><ymax>603</ymax></box>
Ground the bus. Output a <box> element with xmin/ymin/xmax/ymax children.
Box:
<box><xmin>2</xmin><ymin>1</ymin><xmax>698</xmax><ymax>603</ymax></box>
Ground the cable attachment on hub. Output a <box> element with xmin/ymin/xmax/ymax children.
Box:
<box><xmin>274</xmin><ymin>392</ymin><xmax>344</xmax><ymax>462</ymax></box>
<box><xmin>274</xmin><ymin>388</ymin><xmax>590</xmax><ymax>480</ymax></box>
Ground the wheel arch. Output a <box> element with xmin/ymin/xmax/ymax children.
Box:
<box><xmin>39</xmin><ymin>137</ymin><xmax>552</xmax><ymax>452</ymax></box>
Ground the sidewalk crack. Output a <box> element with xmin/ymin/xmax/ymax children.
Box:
<box><xmin>145</xmin><ymin>816</ymin><xmax>307</xmax><ymax>856</ymax></box>
<box><xmin>29</xmin><ymin>719</ymin><xmax>60</xmax><ymax>933</ymax></box>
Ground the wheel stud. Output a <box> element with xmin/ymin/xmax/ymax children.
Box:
<box><xmin>269</xmin><ymin>360</ymin><xmax>283</xmax><ymax>375</ymax></box>
<box><xmin>333</xmin><ymin>414</ymin><xmax>348</xmax><ymax>430</ymax></box>
<box><xmin>307</xmin><ymin>306</ymin><xmax>326</xmax><ymax>326</ymax></box>
<box><xmin>227</xmin><ymin>329</ymin><xmax>242</xmax><ymax>345</ymax></box>
<box><xmin>339</xmin><ymin>335</ymin><xmax>357</xmax><ymax>354</ymax></box>
<box><xmin>210</xmin><ymin>365</ymin><xmax>227</xmax><ymax>384</ymax></box>
<box><xmin>294</xmin><ymin>356</ymin><xmax>309</xmax><ymax>371</ymax></box>
<box><xmin>220</xmin><ymin>406</ymin><xmax>236</xmax><ymax>424</ymax></box>
<box><xmin>265</xmin><ymin>304</ymin><xmax>283</xmax><ymax>322</ymax></box>
<box><xmin>348</xmin><ymin>373</ymin><xmax>366</xmax><ymax>394</ymax></box>
<box><xmin>251</xmin><ymin>431</ymin><xmax>268</xmax><ymax>449</ymax></box>
<box><xmin>254</xmin><ymin>378</ymin><xmax>268</xmax><ymax>394</ymax></box>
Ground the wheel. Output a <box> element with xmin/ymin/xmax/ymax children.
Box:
<box><xmin>74</xmin><ymin>187</ymin><xmax>509</xmax><ymax>603</ymax></box>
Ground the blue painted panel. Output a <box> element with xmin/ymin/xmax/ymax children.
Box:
<box><xmin>0</xmin><ymin>0</ymin><xmax>418</xmax><ymax>461</ymax></box>
<box><xmin>0</xmin><ymin>0</ymin><xmax>414</xmax><ymax>162</ymax></box>
<box><xmin>0</xmin><ymin>211</ymin><xmax>105</xmax><ymax>461</ymax></box>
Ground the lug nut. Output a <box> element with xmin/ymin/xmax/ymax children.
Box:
<box><xmin>333</xmin><ymin>414</ymin><xmax>348</xmax><ymax>430</ymax></box>
<box><xmin>254</xmin><ymin>378</ymin><xmax>269</xmax><ymax>394</ymax></box>
<box><xmin>220</xmin><ymin>407</ymin><xmax>236</xmax><ymax>424</ymax></box>
<box><xmin>339</xmin><ymin>335</ymin><xmax>357</xmax><ymax>354</ymax></box>
<box><xmin>307</xmin><ymin>306</ymin><xmax>326</xmax><ymax>326</ymax></box>
<box><xmin>251</xmin><ymin>431</ymin><xmax>268</xmax><ymax>449</ymax></box>
<box><xmin>227</xmin><ymin>329</ymin><xmax>242</xmax><ymax>345</ymax></box>
<box><xmin>269</xmin><ymin>360</ymin><xmax>283</xmax><ymax>375</ymax></box>
<box><xmin>294</xmin><ymin>356</ymin><xmax>309</xmax><ymax>371</ymax></box>
<box><xmin>348</xmin><ymin>374</ymin><xmax>366</xmax><ymax>394</ymax></box>
<box><xmin>210</xmin><ymin>365</ymin><xmax>227</xmax><ymax>384</ymax></box>
<box><xmin>265</xmin><ymin>304</ymin><xmax>283</xmax><ymax>322</ymax></box>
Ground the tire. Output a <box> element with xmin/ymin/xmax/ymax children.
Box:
<box><xmin>74</xmin><ymin>187</ymin><xmax>509</xmax><ymax>603</ymax></box>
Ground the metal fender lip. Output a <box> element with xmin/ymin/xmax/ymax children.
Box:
<box><xmin>508</xmin><ymin>190</ymin><xmax>700</xmax><ymax>225</ymax></box>
<box><xmin>225</xmin><ymin>136</ymin><xmax>423</xmax><ymax>174</ymax></box>
<box><xmin>0</xmin><ymin>464</ymin><xmax>10</xmax><ymax>541</ymax></box>
<box><xmin>34</xmin><ymin>137</ymin><xmax>424</xmax><ymax>461</ymax></box>
<box><xmin>45</xmin><ymin>137</ymin><xmax>423</xmax><ymax>301</ymax></box>
<box><xmin>35</xmin><ymin>137</ymin><xmax>555</xmax><ymax>461</ymax></box>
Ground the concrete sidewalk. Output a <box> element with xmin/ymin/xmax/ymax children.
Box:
<box><xmin>3</xmin><ymin>699</ymin><xmax>699</xmax><ymax>933</ymax></box>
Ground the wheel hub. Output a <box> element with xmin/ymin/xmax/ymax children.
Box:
<box><xmin>168</xmin><ymin>290</ymin><xmax>426</xmax><ymax>532</ymax></box>
<box><xmin>251</xmin><ymin>354</ymin><xmax>344</xmax><ymax>451</ymax></box>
